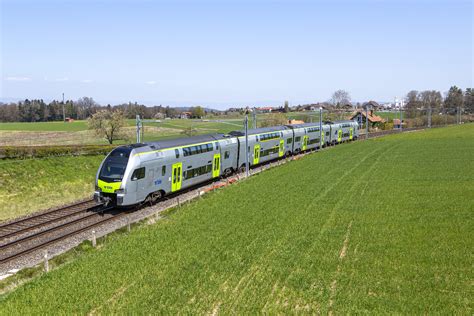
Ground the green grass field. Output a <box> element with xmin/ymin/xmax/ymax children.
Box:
<box><xmin>0</xmin><ymin>155</ymin><xmax>104</xmax><ymax>221</ymax></box>
<box><xmin>1</xmin><ymin>124</ymin><xmax>472</xmax><ymax>313</ymax></box>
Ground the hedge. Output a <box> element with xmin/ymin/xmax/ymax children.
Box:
<box><xmin>0</xmin><ymin>145</ymin><xmax>116</xmax><ymax>159</ymax></box>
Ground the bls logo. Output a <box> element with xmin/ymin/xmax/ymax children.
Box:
<box><xmin>105</xmin><ymin>186</ymin><xmax>112</xmax><ymax>190</ymax></box>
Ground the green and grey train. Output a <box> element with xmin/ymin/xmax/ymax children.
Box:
<box><xmin>94</xmin><ymin>120</ymin><xmax>358</xmax><ymax>206</ymax></box>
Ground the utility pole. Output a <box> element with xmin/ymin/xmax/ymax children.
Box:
<box><xmin>244</xmin><ymin>109</ymin><xmax>250</xmax><ymax>177</ymax></box>
<box><xmin>136</xmin><ymin>115</ymin><xmax>141</xmax><ymax>143</ymax></box>
<box><xmin>62</xmin><ymin>93</ymin><xmax>65</xmax><ymax>122</ymax></box>
<box><xmin>400</xmin><ymin>99</ymin><xmax>403</xmax><ymax>132</ymax></box>
<box><xmin>252</xmin><ymin>107</ymin><xmax>257</xmax><ymax>129</ymax></box>
<box><xmin>428</xmin><ymin>107</ymin><xmax>432</xmax><ymax>128</ymax></box>
<box><xmin>319</xmin><ymin>107</ymin><xmax>322</xmax><ymax>149</ymax></box>
<box><xmin>366</xmin><ymin>105</ymin><xmax>369</xmax><ymax>139</ymax></box>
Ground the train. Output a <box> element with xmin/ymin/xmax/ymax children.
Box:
<box><xmin>94</xmin><ymin>120</ymin><xmax>359</xmax><ymax>206</ymax></box>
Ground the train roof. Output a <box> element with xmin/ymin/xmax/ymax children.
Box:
<box><xmin>228</xmin><ymin>125</ymin><xmax>289</xmax><ymax>136</ymax></box>
<box><xmin>285</xmin><ymin>123</ymin><xmax>329</xmax><ymax>129</ymax></box>
<box><xmin>133</xmin><ymin>133</ymin><xmax>230</xmax><ymax>151</ymax></box>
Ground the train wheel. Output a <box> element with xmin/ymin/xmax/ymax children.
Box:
<box><xmin>224</xmin><ymin>168</ymin><xmax>233</xmax><ymax>178</ymax></box>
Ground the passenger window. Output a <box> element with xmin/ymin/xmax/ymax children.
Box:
<box><xmin>287</xmin><ymin>138</ymin><xmax>292</xmax><ymax>144</ymax></box>
<box><xmin>162</xmin><ymin>166</ymin><xmax>166</xmax><ymax>176</ymax></box>
<box><xmin>224</xmin><ymin>151</ymin><xmax>230</xmax><ymax>159</ymax></box>
<box><xmin>131</xmin><ymin>167</ymin><xmax>145</xmax><ymax>181</ymax></box>
<box><xmin>295</xmin><ymin>136</ymin><xmax>301</xmax><ymax>142</ymax></box>
<box><xmin>175</xmin><ymin>149</ymin><xmax>179</xmax><ymax>158</ymax></box>
<box><xmin>215</xmin><ymin>142</ymin><xmax>219</xmax><ymax>150</ymax></box>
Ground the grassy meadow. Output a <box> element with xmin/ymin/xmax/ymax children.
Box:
<box><xmin>0</xmin><ymin>124</ymin><xmax>472</xmax><ymax>313</ymax></box>
<box><xmin>0</xmin><ymin>155</ymin><xmax>104</xmax><ymax>221</ymax></box>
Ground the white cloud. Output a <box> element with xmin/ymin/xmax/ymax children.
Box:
<box><xmin>55</xmin><ymin>77</ymin><xmax>69</xmax><ymax>82</ymax></box>
<box><xmin>81</xmin><ymin>79</ymin><xmax>93</xmax><ymax>83</ymax></box>
<box><xmin>5</xmin><ymin>76</ymin><xmax>31</xmax><ymax>81</ymax></box>
<box><xmin>146</xmin><ymin>80</ymin><xmax>157</xmax><ymax>85</ymax></box>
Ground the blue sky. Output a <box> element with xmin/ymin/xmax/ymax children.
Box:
<box><xmin>1</xmin><ymin>0</ymin><xmax>472</xmax><ymax>108</ymax></box>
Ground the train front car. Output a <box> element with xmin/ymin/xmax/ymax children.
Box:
<box><xmin>94</xmin><ymin>145</ymin><xmax>138</xmax><ymax>206</ymax></box>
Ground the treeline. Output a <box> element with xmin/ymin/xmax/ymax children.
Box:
<box><xmin>0</xmin><ymin>97</ymin><xmax>189</xmax><ymax>122</ymax></box>
<box><xmin>404</xmin><ymin>86</ymin><xmax>473</xmax><ymax>118</ymax></box>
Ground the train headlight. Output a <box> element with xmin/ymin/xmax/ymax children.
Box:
<box><xmin>95</xmin><ymin>185</ymin><xmax>102</xmax><ymax>192</ymax></box>
<box><xmin>115</xmin><ymin>188</ymin><xmax>125</xmax><ymax>194</ymax></box>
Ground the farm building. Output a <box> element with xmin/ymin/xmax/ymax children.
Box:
<box><xmin>350</xmin><ymin>110</ymin><xmax>385</xmax><ymax>127</ymax></box>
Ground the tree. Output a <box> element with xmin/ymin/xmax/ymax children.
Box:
<box><xmin>463</xmin><ymin>88</ymin><xmax>474</xmax><ymax>114</ymax></box>
<box><xmin>444</xmin><ymin>86</ymin><xmax>463</xmax><ymax>113</ymax></box>
<box><xmin>331</xmin><ymin>90</ymin><xmax>351</xmax><ymax>107</ymax></box>
<box><xmin>88</xmin><ymin>110</ymin><xmax>128</xmax><ymax>144</ymax></box>
<box><xmin>260</xmin><ymin>113</ymin><xmax>288</xmax><ymax>127</ymax></box>
<box><xmin>419</xmin><ymin>90</ymin><xmax>443</xmax><ymax>112</ymax></box>
<box><xmin>405</xmin><ymin>90</ymin><xmax>420</xmax><ymax>118</ymax></box>
<box><xmin>76</xmin><ymin>97</ymin><xmax>98</xmax><ymax>119</ymax></box>
<box><xmin>191</xmin><ymin>106</ymin><xmax>205</xmax><ymax>118</ymax></box>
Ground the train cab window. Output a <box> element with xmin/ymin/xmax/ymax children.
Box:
<box><xmin>255</xmin><ymin>135</ymin><xmax>258</xmax><ymax>142</ymax></box>
<box><xmin>162</xmin><ymin>166</ymin><xmax>166</xmax><ymax>176</ymax></box>
<box><xmin>131</xmin><ymin>167</ymin><xmax>145</xmax><ymax>181</ymax></box>
<box><xmin>175</xmin><ymin>149</ymin><xmax>180</xmax><ymax>158</ymax></box>
<box><xmin>287</xmin><ymin>138</ymin><xmax>292</xmax><ymax>144</ymax></box>
<box><xmin>295</xmin><ymin>136</ymin><xmax>301</xmax><ymax>142</ymax></box>
<box><xmin>224</xmin><ymin>151</ymin><xmax>230</xmax><ymax>159</ymax></box>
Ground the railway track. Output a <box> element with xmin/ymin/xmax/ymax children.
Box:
<box><xmin>0</xmin><ymin>201</ymin><xmax>124</xmax><ymax>265</ymax></box>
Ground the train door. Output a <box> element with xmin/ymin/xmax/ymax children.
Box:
<box><xmin>302</xmin><ymin>135</ymin><xmax>308</xmax><ymax>151</ymax></box>
<box><xmin>212</xmin><ymin>154</ymin><xmax>221</xmax><ymax>178</ymax></box>
<box><xmin>321</xmin><ymin>131</ymin><xmax>325</xmax><ymax>147</ymax></box>
<box><xmin>171</xmin><ymin>162</ymin><xmax>182</xmax><ymax>192</ymax></box>
<box><xmin>337</xmin><ymin>129</ymin><xmax>342</xmax><ymax>142</ymax></box>
<box><xmin>253</xmin><ymin>144</ymin><xmax>260</xmax><ymax>165</ymax></box>
<box><xmin>349</xmin><ymin>128</ymin><xmax>353</xmax><ymax>140</ymax></box>
<box><xmin>279</xmin><ymin>139</ymin><xmax>284</xmax><ymax>157</ymax></box>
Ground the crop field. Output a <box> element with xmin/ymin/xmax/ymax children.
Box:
<box><xmin>0</xmin><ymin>124</ymin><xmax>472</xmax><ymax>313</ymax></box>
<box><xmin>0</xmin><ymin>119</ymin><xmax>244</xmax><ymax>146</ymax></box>
<box><xmin>0</xmin><ymin>155</ymin><xmax>104</xmax><ymax>221</ymax></box>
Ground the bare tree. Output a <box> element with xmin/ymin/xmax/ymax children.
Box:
<box><xmin>88</xmin><ymin>110</ymin><xmax>128</xmax><ymax>144</ymax></box>
<box><xmin>76</xmin><ymin>97</ymin><xmax>98</xmax><ymax>119</ymax></box>
<box><xmin>420</xmin><ymin>90</ymin><xmax>442</xmax><ymax>112</ymax></box>
<box><xmin>331</xmin><ymin>90</ymin><xmax>351</xmax><ymax>107</ymax></box>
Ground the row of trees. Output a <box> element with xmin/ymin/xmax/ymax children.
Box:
<box><xmin>0</xmin><ymin>97</ymin><xmax>210</xmax><ymax>122</ymax></box>
<box><xmin>405</xmin><ymin>86</ymin><xmax>473</xmax><ymax>117</ymax></box>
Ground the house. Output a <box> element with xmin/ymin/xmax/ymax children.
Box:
<box><xmin>180</xmin><ymin>111</ymin><xmax>192</xmax><ymax>119</ymax></box>
<box><xmin>362</xmin><ymin>100</ymin><xmax>382</xmax><ymax>111</ymax></box>
<box><xmin>154</xmin><ymin>112</ymin><xmax>165</xmax><ymax>119</ymax></box>
<box><xmin>64</xmin><ymin>117</ymin><xmax>74</xmax><ymax>123</ymax></box>
<box><xmin>256</xmin><ymin>107</ymin><xmax>274</xmax><ymax>113</ymax></box>
<box><xmin>392</xmin><ymin>119</ymin><xmax>406</xmax><ymax>129</ymax></box>
<box><xmin>349</xmin><ymin>110</ymin><xmax>385</xmax><ymax>127</ymax></box>
<box><xmin>341</xmin><ymin>103</ymin><xmax>353</xmax><ymax>111</ymax></box>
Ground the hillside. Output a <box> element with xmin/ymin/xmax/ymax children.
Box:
<box><xmin>0</xmin><ymin>156</ymin><xmax>104</xmax><ymax>221</ymax></box>
<box><xmin>0</xmin><ymin>124</ymin><xmax>472</xmax><ymax>313</ymax></box>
